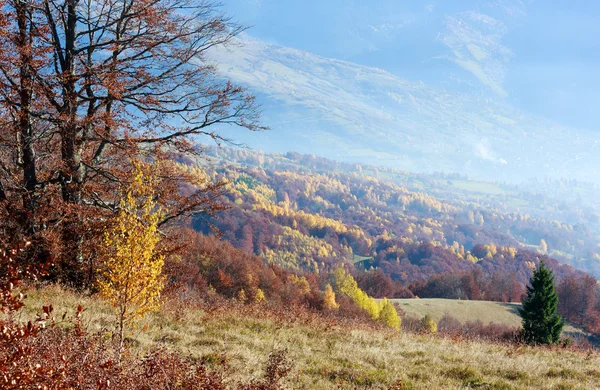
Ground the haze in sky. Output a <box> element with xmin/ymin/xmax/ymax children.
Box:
<box><xmin>211</xmin><ymin>0</ymin><xmax>600</xmax><ymax>183</ymax></box>
<box><xmin>223</xmin><ymin>0</ymin><xmax>600</xmax><ymax>128</ymax></box>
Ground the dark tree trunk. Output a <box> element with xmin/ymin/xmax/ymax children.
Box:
<box><xmin>15</xmin><ymin>0</ymin><xmax>37</xmax><ymax>233</ymax></box>
<box><xmin>59</xmin><ymin>0</ymin><xmax>86</xmax><ymax>286</ymax></box>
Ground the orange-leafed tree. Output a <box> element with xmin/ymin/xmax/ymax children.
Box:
<box><xmin>0</xmin><ymin>0</ymin><xmax>263</xmax><ymax>285</ymax></box>
<box><xmin>97</xmin><ymin>160</ymin><xmax>164</xmax><ymax>353</ymax></box>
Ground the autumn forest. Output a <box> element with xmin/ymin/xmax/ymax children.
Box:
<box><xmin>1</xmin><ymin>0</ymin><xmax>600</xmax><ymax>388</ymax></box>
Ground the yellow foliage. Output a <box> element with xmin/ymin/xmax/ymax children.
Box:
<box><xmin>97</xmin><ymin>160</ymin><xmax>164</xmax><ymax>350</ymax></box>
<box><xmin>253</xmin><ymin>288</ymin><xmax>266</xmax><ymax>304</ymax></box>
<box><xmin>465</xmin><ymin>253</ymin><xmax>478</xmax><ymax>263</ymax></box>
<box><xmin>525</xmin><ymin>261</ymin><xmax>536</xmax><ymax>270</ymax></box>
<box><xmin>237</xmin><ymin>289</ymin><xmax>248</xmax><ymax>303</ymax></box>
<box><xmin>334</xmin><ymin>267</ymin><xmax>358</xmax><ymax>298</ymax></box>
<box><xmin>420</xmin><ymin>315</ymin><xmax>437</xmax><ymax>334</ymax></box>
<box><xmin>323</xmin><ymin>284</ymin><xmax>339</xmax><ymax>310</ymax></box>
<box><xmin>288</xmin><ymin>274</ymin><xmax>311</xmax><ymax>295</ymax></box>
<box><xmin>378</xmin><ymin>298</ymin><xmax>401</xmax><ymax>330</ymax></box>
<box><xmin>262</xmin><ymin>227</ymin><xmax>341</xmax><ymax>270</ymax></box>
<box><xmin>334</xmin><ymin>267</ymin><xmax>383</xmax><ymax>321</ymax></box>
<box><xmin>505</xmin><ymin>246</ymin><xmax>518</xmax><ymax>258</ymax></box>
<box><xmin>363</xmin><ymin>293</ymin><xmax>381</xmax><ymax>320</ymax></box>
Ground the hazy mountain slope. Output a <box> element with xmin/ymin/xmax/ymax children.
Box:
<box><xmin>208</xmin><ymin>38</ymin><xmax>600</xmax><ymax>183</ymax></box>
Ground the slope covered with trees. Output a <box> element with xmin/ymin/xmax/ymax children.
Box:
<box><xmin>1</xmin><ymin>0</ymin><xmax>599</xmax><ymax>387</ymax></box>
<box><xmin>191</xmin><ymin>146</ymin><xmax>600</xmax><ymax>334</ymax></box>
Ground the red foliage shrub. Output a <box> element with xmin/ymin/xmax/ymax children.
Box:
<box><xmin>0</xmin><ymin>242</ymin><xmax>296</xmax><ymax>389</ymax></box>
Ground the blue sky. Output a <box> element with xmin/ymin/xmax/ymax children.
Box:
<box><xmin>221</xmin><ymin>0</ymin><xmax>600</xmax><ymax>131</ymax></box>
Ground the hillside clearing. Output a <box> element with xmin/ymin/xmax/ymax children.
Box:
<box><xmin>392</xmin><ymin>298</ymin><xmax>586</xmax><ymax>338</ymax></box>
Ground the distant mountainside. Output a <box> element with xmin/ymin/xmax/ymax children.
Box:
<box><xmin>191</xmin><ymin>146</ymin><xmax>600</xmax><ymax>278</ymax></box>
<box><xmin>187</xmin><ymin>145</ymin><xmax>600</xmax><ymax>336</ymax></box>
<box><xmin>207</xmin><ymin>38</ymin><xmax>600</xmax><ymax>183</ymax></box>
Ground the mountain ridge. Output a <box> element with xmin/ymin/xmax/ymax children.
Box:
<box><xmin>207</xmin><ymin>37</ymin><xmax>600</xmax><ymax>183</ymax></box>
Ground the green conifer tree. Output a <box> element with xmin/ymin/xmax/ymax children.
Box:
<box><xmin>519</xmin><ymin>261</ymin><xmax>564</xmax><ymax>345</ymax></box>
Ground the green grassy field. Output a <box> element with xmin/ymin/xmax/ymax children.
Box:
<box><xmin>391</xmin><ymin>298</ymin><xmax>586</xmax><ymax>337</ymax></box>
<box><xmin>21</xmin><ymin>286</ymin><xmax>600</xmax><ymax>389</ymax></box>
<box><xmin>350</xmin><ymin>254</ymin><xmax>374</xmax><ymax>265</ymax></box>
<box><xmin>392</xmin><ymin>298</ymin><xmax>522</xmax><ymax>326</ymax></box>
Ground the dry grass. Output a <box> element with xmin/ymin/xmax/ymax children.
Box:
<box><xmin>392</xmin><ymin>299</ymin><xmax>523</xmax><ymax>326</ymax></box>
<box><xmin>23</xmin><ymin>285</ymin><xmax>600</xmax><ymax>389</ymax></box>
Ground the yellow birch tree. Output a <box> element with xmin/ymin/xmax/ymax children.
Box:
<box><xmin>97</xmin><ymin>160</ymin><xmax>165</xmax><ymax>353</ymax></box>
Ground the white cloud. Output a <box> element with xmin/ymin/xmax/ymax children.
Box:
<box><xmin>474</xmin><ymin>139</ymin><xmax>508</xmax><ymax>164</ymax></box>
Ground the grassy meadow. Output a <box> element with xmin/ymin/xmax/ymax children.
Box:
<box><xmin>21</xmin><ymin>286</ymin><xmax>600</xmax><ymax>389</ymax></box>
<box><xmin>393</xmin><ymin>298</ymin><xmax>523</xmax><ymax>326</ymax></box>
<box><xmin>392</xmin><ymin>298</ymin><xmax>588</xmax><ymax>339</ymax></box>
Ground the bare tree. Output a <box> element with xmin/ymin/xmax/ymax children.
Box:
<box><xmin>0</xmin><ymin>0</ymin><xmax>263</xmax><ymax>284</ymax></box>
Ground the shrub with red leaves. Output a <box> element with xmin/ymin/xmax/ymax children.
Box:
<box><xmin>0</xmin><ymin>243</ymin><xmax>295</xmax><ymax>389</ymax></box>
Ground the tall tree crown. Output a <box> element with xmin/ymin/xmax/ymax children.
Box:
<box><xmin>0</xmin><ymin>0</ymin><xmax>262</xmax><ymax>282</ymax></box>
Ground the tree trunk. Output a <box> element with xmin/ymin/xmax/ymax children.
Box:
<box><xmin>59</xmin><ymin>0</ymin><xmax>86</xmax><ymax>285</ymax></box>
<box><xmin>118</xmin><ymin>308</ymin><xmax>126</xmax><ymax>360</ymax></box>
<box><xmin>15</xmin><ymin>0</ymin><xmax>37</xmax><ymax>233</ymax></box>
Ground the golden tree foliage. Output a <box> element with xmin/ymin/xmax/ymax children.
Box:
<box><xmin>237</xmin><ymin>289</ymin><xmax>248</xmax><ymax>303</ymax></box>
<box><xmin>333</xmin><ymin>267</ymin><xmax>401</xmax><ymax>325</ymax></box>
<box><xmin>357</xmin><ymin>289</ymin><xmax>381</xmax><ymax>320</ymax></box>
<box><xmin>262</xmin><ymin>227</ymin><xmax>341</xmax><ymax>271</ymax></box>
<box><xmin>253</xmin><ymin>288</ymin><xmax>266</xmax><ymax>304</ymax></box>
<box><xmin>288</xmin><ymin>275</ymin><xmax>311</xmax><ymax>296</ymax></box>
<box><xmin>466</xmin><ymin>253</ymin><xmax>479</xmax><ymax>264</ymax></box>
<box><xmin>378</xmin><ymin>298</ymin><xmax>401</xmax><ymax>330</ymax></box>
<box><xmin>334</xmin><ymin>267</ymin><xmax>360</xmax><ymax>298</ymax></box>
<box><xmin>97</xmin><ymin>161</ymin><xmax>165</xmax><ymax>351</ymax></box>
<box><xmin>420</xmin><ymin>315</ymin><xmax>437</xmax><ymax>334</ymax></box>
<box><xmin>323</xmin><ymin>284</ymin><xmax>339</xmax><ymax>310</ymax></box>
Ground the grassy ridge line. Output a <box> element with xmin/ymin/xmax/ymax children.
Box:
<box><xmin>391</xmin><ymin>298</ymin><xmax>586</xmax><ymax>337</ymax></box>
<box><xmin>23</xmin><ymin>286</ymin><xmax>600</xmax><ymax>389</ymax></box>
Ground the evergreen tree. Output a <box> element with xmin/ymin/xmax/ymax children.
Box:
<box><xmin>519</xmin><ymin>261</ymin><xmax>564</xmax><ymax>345</ymax></box>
